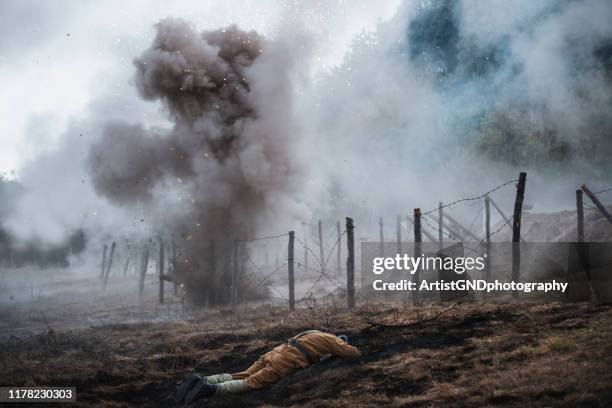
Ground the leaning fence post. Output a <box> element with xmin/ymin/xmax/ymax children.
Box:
<box><xmin>443</xmin><ymin>212</ymin><xmax>481</xmax><ymax>242</ymax></box>
<box><xmin>512</xmin><ymin>172</ymin><xmax>527</xmax><ymax>299</ymax></box>
<box><xmin>103</xmin><ymin>242</ymin><xmax>116</xmax><ymax>290</ymax></box>
<box><xmin>100</xmin><ymin>244</ymin><xmax>108</xmax><ymax>280</ymax></box>
<box><xmin>346</xmin><ymin>217</ymin><xmax>355</xmax><ymax>310</ymax></box>
<box><xmin>438</xmin><ymin>202</ymin><xmax>443</xmax><ymax>252</ymax></box>
<box><xmin>158</xmin><ymin>238</ymin><xmax>165</xmax><ymax>304</ymax></box>
<box><xmin>574</xmin><ymin>189</ymin><xmax>591</xmax><ymax>298</ymax></box>
<box><xmin>581</xmin><ymin>184</ymin><xmax>612</xmax><ymax>224</ymax></box>
<box><xmin>576</xmin><ymin>190</ymin><xmax>584</xmax><ymax>242</ymax></box>
<box><xmin>413</xmin><ymin>209</ymin><xmax>422</xmax><ymax>305</ymax></box>
<box><xmin>139</xmin><ymin>242</ymin><xmax>149</xmax><ymax>298</ymax></box>
<box><xmin>122</xmin><ymin>242</ymin><xmax>131</xmax><ymax>277</ymax></box>
<box><xmin>288</xmin><ymin>231</ymin><xmax>295</xmax><ymax>311</ymax></box>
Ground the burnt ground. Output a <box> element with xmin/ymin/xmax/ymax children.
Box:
<box><xmin>1</xmin><ymin>299</ymin><xmax>612</xmax><ymax>407</ymax></box>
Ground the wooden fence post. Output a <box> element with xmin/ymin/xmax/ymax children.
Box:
<box><xmin>288</xmin><ymin>231</ymin><xmax>295</xmax><ymax>311</ymax></box>
<box><xmin>576</xmin><ymin>190</ymin><xmax>584</xmax><ymax>242</ymax></box>
<box><xmin>346</xmin><ymin>217</ymin><xmax>355</xmax><ymax>309</ymax></box>
<box><xmin>172</xmin><ymin>240</ymin><xmax>178</xmax><ymax>295</ymax></box>
<box><xmin>485</xmin><ymin>195</ymin><xmax>491</xmax><ymax>283</ymax></box>
<box><xmin>103</xmin><ymin>242</ymin><xmax>116</xmax><ymax>290</ymax></box>
<box><xmin>100</xmin><ymin>244</ymin><xmax>108</xmax><ymax>280</ymax></box>
<box><xmin>581</xmin><ymin>184</ymin><xmax>612</xmax><ymax>224</ymax></box>
<box><xmin>122</xmin><ymin>255</ymin><xmax>130</xmax><ymax>277</ymax></box>
<box><xmin>413</xmin><ymin>208</ymin><xmax>422</xmax><ymax>305</ymax></box>
<box><xmin>379</xmin><ymin>217</ymin><xmax>384</xmax><ymax>257</ymax></box>
<box><xmin>232</xmin><ymin>240</ymin><xmax>239</xmax><ymax>309</ymax></box>
<box><xmin>512</xmin><ymin>172</ymin><xmax>527</xmax><ymax>299</ymax></box>
<box><xmin>438</xmin><ymin>202</ymin><xmax>443</xmax><ymax>252</ymax></box>
<box><xmin>240</xmin><ymin>242</ymin><xmax>247</xmax><ymax>289</ymax></box>
<box><xmin>206</xmin><ymin>240</ymin><xmax>215</xmax><ymax>306</ymax></box>
<box><xmin>303</xmin><ymin>228</ymin><xmax>308</xmax><ymax>270</ymax></box>
<box><xmin>337</xmin><ymin>221</ymin><xmax>342</xmax><ymax>275</ymax></box>
<box><xmin>396</xmin><ymin>215</ymin><xmax>402</xmax><ymax>254</ymax></box>
<box><xmin>158</xmin><ymin>238</ymin><xmax>165</xmax><ymax>304</ymax></box>
<box><xmin>122</xmin><ymin>240</ymin><xmax>131</xmax><ymax>277</ymax></box>
<box><xmin>318</xmin><ymin>220</ymin><xmax>324</xmax><ymax>270</ymax></box>
<box><xmin>407</xmin><ymin>215</ymin><xmax>437</xmax><ymax>242</ymax></box>
<box><xmin>139</xmin><ymin>242</ymin><xmax>149</xmax><ymax>298</ymax></box>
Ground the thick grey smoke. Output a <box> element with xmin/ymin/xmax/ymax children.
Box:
<box><xmin>4</xmin><ymin>1</ymin><xmax>611</xmax><ymax>292</ymax></box>
<box><xmin>88</xmin><ymin>19</ymin><xmax>306</xmax><ymax>304</ymax></box>
<box><xmin>302</xmin><ymin>0</ymin><xmax>612</xmax><ymax>233</ymax></box>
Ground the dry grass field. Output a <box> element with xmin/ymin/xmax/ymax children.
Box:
<box><xmin>2</xmin><ymin>291</ymin><xmax>612</xmax><ymax>407</ymax></box>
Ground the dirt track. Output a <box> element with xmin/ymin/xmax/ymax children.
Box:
<box><xmin>2</xmin><ymin>299</ymin><xmax>612</xmax><ymax>407</ymax></box>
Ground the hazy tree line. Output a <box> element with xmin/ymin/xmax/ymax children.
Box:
<box><xmin>0</xmin><ymin>176</ymin><xmax>85</xmax><ymax>267</ymax></box>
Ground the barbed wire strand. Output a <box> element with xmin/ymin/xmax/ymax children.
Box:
<box><xmin>252</xmin><ymin>262</ymin><xmax>289</xmax><ymax>290</ymax></box>
<box><xmin>298</xmin><ymin>230</ymin><xmax>347</xmax><ymax>301</ymax></box>
<box><xmin>235</xmin><ymin>232</ymin><xmax>289</xmax><ymax>243</ymax></box>
<box><xmin>241</xmin><ymin>249</ymin><xmax>271</xmax><ymax>283</ymax></box>
<box><xmin>594</xmin><ymin>187</ymin><xmax>612</xmax><ymax>195</ymax></box>
<box><xmin>421</xmin><ymin>178</ymin><xmax>518</xmax><ymax>216</ymax></box>
<box><xmin>294</xmin><ymin>236</ymin><xmax>324</xmax><ymax>269</ymax></box>
<box><xmin>297</xmin><ymin>261</ymin><xmax>346</xmax><ymax>288</ymax></box>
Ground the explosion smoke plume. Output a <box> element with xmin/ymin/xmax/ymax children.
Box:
<box><xmin>88</xmin><ymin>18</ymin><xmax>304</xmax><ymax>304</ymax></box>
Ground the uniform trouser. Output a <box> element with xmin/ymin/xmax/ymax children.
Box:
<box><xmin>231</xmin><ymin>345</ymin><xmax>306</xmax><ymax>389</ymax></box>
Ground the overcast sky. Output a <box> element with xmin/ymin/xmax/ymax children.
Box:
<box><xmin>0</xmin><ymin>0</ymin><xmax>400</xmax><ymax>176</ymax></box>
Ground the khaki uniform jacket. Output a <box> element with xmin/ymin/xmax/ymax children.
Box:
<box><xmin>232</xmin><ymin>330</ymin><xmax>360</xmax><ymax>389</ymax></box>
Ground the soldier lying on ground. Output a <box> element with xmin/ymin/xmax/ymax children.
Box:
<box><xmin>176</xmin><ymin>330</ymin><xmax>361</xmax><ymax>404</ymax></box>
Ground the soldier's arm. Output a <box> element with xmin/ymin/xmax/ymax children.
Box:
<box><xmin>329</xmin><ymin>337</ymin><xmax>361</xmax><ymax>358</ymax></box>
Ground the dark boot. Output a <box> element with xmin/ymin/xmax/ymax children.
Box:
<box><xmin>184</xmin><ymin>381</ymin><xmax>217</xmax><ymax>404</ymax></box>
<box><xmin>176</xmin><ymin>374</ymin><xmax>202</xmax><ymax>403</ymax></box>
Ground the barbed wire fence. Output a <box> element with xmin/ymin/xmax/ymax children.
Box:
<box><xmin>228</xmin><ymin>227</ymin><xmax>349</xmax><ymax>309</ymax></box>
<box><xmin>226</xmin><ymin>178</ymin><xmax>525</xmax><ymax>310</ymax></box>
<box><xmin>110</xmin><ymin>173</ymin><xmax>611</xmax><ymax>310</ymax></box>
<box><xmin>233</xmin><ymin>233</ymin><xmax>290</xmax><ymax>304</ymax></box>
<box><xmin>295</xmin><ymin>230</ymin><xmax>347</xmax><ymax>302</ymax></box>
<box><xmin>417</xmin><ymin>180</ymin><xmax>519</xmax><ymax>281</ymax></box>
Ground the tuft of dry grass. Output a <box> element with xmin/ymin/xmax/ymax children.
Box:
<box><xmin>546</xmin><ymin>337</ymin><xmax>578</xmax><ymax>354</ymax></box>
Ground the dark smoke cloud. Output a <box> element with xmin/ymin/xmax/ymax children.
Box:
<box><xmin>133</xmin><ymin>19</ymin><xmax>262</xmax><ymax>160</ymax></box>
<box><xmin>87</xmin><ymin>122</ymin><xmax>192</xmax><ymax>203</ymax></box>
<box><xmin>88</xmin><ymin>18</ymin><xmax>306</xmax><ymax>304</ymax></box>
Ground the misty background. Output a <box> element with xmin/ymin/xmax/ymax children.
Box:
<box><xmin>1</xmin><ymin>0</ymin><xmax>611</xmax><ymax>278</ymax></box>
